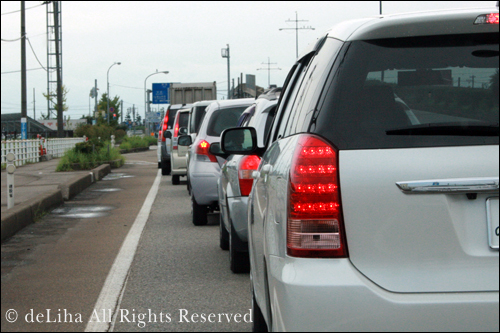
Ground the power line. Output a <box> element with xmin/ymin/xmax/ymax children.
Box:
<box><xmin>1</xmin><ymin>2</ymin><xmax>45</xmax><ymax>16</ymax></box>
<box><xmin>1</xmin><ymin>67</ymin><xmax>45</xmax><ymax>75</ymax></box>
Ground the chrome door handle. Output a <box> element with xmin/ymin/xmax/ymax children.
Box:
<box><xmin>396</xmin><ymin>177</ymin><xmax>499</xmax><ymax>194</ymax></box>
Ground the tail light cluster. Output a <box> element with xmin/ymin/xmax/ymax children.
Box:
<box><xmin>161</xmin><ymin>114</ymin><xmax>169</xmax><ymax>143</ymax></box>
<box><xmin>239</xmin><ymin>155</ymin><xmax>261</xmax><ymax>196</ymax></box>
<box><xmin>173</xmin><ymin>124</ymin><xmax>180</xmax><ymax>150</ymax></box>
<box><xmin>287</xmin><ymin>135</ymin><xmax>347</xmax><ymax>258</ymax></box>
<box><xmin>195</xmin><ymin>139</ymin><xmax>218</xmax><ymax>163</ymax></box>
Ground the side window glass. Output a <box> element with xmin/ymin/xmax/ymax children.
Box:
<box><xmin>291</xmin><ymin>38</ymin><xmax>344</xmax><ymax>134</ymax></box>
<box><xmin>276</xmin><ymin>60</ymin><xmax>310</xmax><ymax>139</ymax></box>
<box><xmin>272</xmin><ymin>64</ymin><xmax>299</xmax><ymax>141</ymax></box>
<box><xmin>283</xmin><ymin>64</ymin><xmax>309</xmax><ymax>137</ymax></box>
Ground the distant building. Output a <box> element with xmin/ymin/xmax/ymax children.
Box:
<box><xmin>1</xmin><ymin>113</ymin><xmax>55</xmax><ymax>139</ymax></box>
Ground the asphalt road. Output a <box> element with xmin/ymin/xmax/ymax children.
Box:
<box><xmin>1</xmin><ymin>149</ymin><xmax>251</xmax><ymax>332</ymax></box>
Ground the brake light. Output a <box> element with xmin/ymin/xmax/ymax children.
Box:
<box><xmin>174</xmin><ymin>124</ymin><xmax>179</xmax><ymax>138</ymax></box>
<box><xmin>474</xmin><ymin>13</ymin><xmax>499</xmax><ymax>25</ymax></box>
<box><xmin>195</xmin><ymin>140</ymin><xmax>218</xmax><ymax>163</ymax></box>
<box><xmin>287</xmin><ymin>135</ymin><xmax>347</xmax><ymax>258</ymax></box>
<box><xmin>239</xmin><ymin>155</ymin><xmax>261</xmax><ymax>196</ymax></box>
<box><xmin>161</xmin><ymin>116</ymin><xmax>168</xmax><ymax>142</ymax></box>
<box><xmin>173</xmin><ymin>123</ymin><xmax>180</xmax><ymax>150</ymax></box>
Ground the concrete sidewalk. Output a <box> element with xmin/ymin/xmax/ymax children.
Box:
<box><xmin>1</xmin><ymin>158</ymin><xmax>111</xmax><ymax>242</ymax></box>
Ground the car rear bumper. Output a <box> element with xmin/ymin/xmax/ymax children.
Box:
<box><xmin>267</xmin><ymin>256</ymin><xmax>499</xmax><ymax>332</ymax></box>
<box><xmin>190</xmin><ymin>161</ymin><xmax>220</xmax><ymax>205</ymax></box>
<box><xmin>171</xmin><ymin>150</ymin><xmax>187</xmax><ymax>175</ymax></box>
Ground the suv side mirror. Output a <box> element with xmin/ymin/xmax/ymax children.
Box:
<box><xmin>221</xmin><ymin>127</ymin><xmax>262</xmax><ymax>155</ymax></box>
<box><xmin>179</xmin><ymin>127</ymin><xmax>188</xmax><ymax>136</ymax></box>
<box><xmin>178</xmin><ymin>135</ymin><xmax>192</xmax><ymax>147</ymax></box>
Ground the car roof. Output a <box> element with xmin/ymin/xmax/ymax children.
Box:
<box><xmin>206</xmin><ymin>98</ymin><xmax>255</xmax><ymax>113</ymax></box>
<box><xmin>192</xmin><ymin>100</ymin><xmax>216</xmax><ymax>107</ymax></box>
<box><xmin>299</xmin><ymin>7</ymin><xmax>499</xmax><ymax>58</ymax></box>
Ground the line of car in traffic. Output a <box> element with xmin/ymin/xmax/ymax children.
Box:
<box><xmin>157</xmin><ymin>5</ymin><xmax>499</xmax><ymax>332</ymax></box>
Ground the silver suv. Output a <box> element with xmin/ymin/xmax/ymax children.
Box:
<box><xmin>181</xmin><ymin>98</ymin><xmax>255</xmax><ymax>226</ymax></box>
<box><xmin>221</xmin><ymin>7</ymin><xmax>499</xmax><ymax>332</ymax></box>
<box><xmin>218</xmin><ymin>91</ymin><xmax>280</xmax><ymax>273</ymax></box>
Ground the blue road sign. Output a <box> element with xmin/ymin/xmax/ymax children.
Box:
<box><xmin>152</xmin><ymin>83</ymin><xmax>170</xmax><ymax>104</ymax></box>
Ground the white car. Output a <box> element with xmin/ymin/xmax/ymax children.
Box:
<box><xmin>221</xmin><ymin>6</ymin><xmax>499</xmax><ymax>332</ymax></box>
<box><xmin>170</xmin><ymin>108</ymin><xmax>190</xmax><ymax>185</ymax></box>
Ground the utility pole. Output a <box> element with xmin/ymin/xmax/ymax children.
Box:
<box><xmin>21</xmin><ymin>1</ymin><xmax>28</xmax><ymax>139</ymax></box>
<box><xmin>257</xmin><ymin>57</ymin><xmax>281</xmax><ymax>88</ymax></box>
<box><xmin>53</xmin><ymin>1</ymin><xmax>64</xmax><ymax>137</ymax></box>
<box><xmin>279</xmin><ymin>12</ymin><xmax>315</xmax><ymax>59</ymax></box>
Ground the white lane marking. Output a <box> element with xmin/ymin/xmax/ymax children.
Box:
<box><xmin>85</xmin><ymin>169</ymin><xmax>162</xmax><ymax>332</ymax></box>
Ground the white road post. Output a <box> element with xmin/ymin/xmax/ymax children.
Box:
<box><xmin>6</xmin><ymin>152</ymin><xmax>16</xmax><ymax>209</ymax></box>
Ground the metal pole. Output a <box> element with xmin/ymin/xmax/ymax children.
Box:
<box><xmin>295</xmin><ymin>12</ymin><xmax>298</xmax><ymax>59</ymax></box>
<box><xmin>94</xmin><ymin>79</ymin><xmax>98</xmax><ymax>121</ymax></box>
<box><xmin>53</xmin><ymin>1</ymin><xmax>64</xmax><ymax>138</ymax></box>
<box><xmin>21</xmin><ymin>2</ymin><xmax>27</xmax><ymax>119</ymax></box>
<box><xmin>227</xmin><ymin>44</ymin><xmax>230</xmax><ymax>100</ymax></box>
<box><xmin>107</xmin><ymin>62</ymin><xmax>121</xmax><ymax>125</ymax></box>
<box><xmin>144</xmin><ymin>71</ymin><xmax>169</xmax><ymax>128</ymax></box>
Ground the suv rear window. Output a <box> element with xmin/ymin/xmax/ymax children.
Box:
<box><xmin>316</xmin><ymin>33</ymin><xmax>499</xmax><ymax>149</ymax></box>
<box><xmin>190</xmin><ymin>105</ymin><xmax>208</xmax><ymax>134</ymax></box>
<box><xmin>179</xmin><ymin>112</ymin><xmax>189</xmax><ymax>129</ymax></box>
<box><xmin>207</xmin><ymin>107</ymin><xmax>248</xmax><ymax>137</ymax></box>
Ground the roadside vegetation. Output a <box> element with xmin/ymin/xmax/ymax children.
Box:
<box><xmin>56</xmin><ymin>139</ymin><xmax>124</xmax><ymax>171</ymax></box>
<box><xmin>119</xmin><ymin>135</ymin><xmax>156</xmax><ymax>152</ymax></box>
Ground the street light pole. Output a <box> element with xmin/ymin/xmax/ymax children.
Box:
<box><xmin>107</xmin><ymin>62</ymin><xmax>121</xmax><ymax>124</ymax></box>
<box><xmin>144</xmin><ymin>70</ymin><xmax>169</xmax><ymax>132</ymax></box>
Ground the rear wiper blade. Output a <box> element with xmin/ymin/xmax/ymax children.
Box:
<box><xmin>386</xmin><ymin>122</ymin><xmax>499</xmax><ymax>136</ymax></box>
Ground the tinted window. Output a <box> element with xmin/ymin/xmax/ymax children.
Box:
<box><xmin>167</xmin><ymin>107</ymin><xmax>181</xmax><ymax>129</ymax></box>
<box><xmin>207</xmin><ymin>106</ymin><xmax>248</xmax><ymax>137</ymax></box>
<box><xmin>315</xmin><ymin>33</ymin><xmax>499</xmax><ymax>149</ymax></box>
<box><xmin>179</xmin><ymin>112</ymin><xmax>189</xmax><ymax>129</ymax></box>
<box><xmin>191</xmin><ymin>105</ymin><xmax>208</xmax><ymax>133</ymax></box>
<box><xmin>289</xmin><ymin>38</ymin><xmax>343</xmax><ymax>134</ymax></box>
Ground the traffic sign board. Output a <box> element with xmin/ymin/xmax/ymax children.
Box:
<box><xmin>152</xmin><ymin>83</ymin><xmax>170</xmax><ymax>104</ymax></box>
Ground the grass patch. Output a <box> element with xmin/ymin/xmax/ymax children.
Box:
<box><xmin>56</xmin><ymin>141</ymin><xmax>125</xmax><ymax>171</ymax></box>
<box><xmin>119</xmin><ymin>136</ymin><xmax>152</xmax><ymax>151</ymax></box>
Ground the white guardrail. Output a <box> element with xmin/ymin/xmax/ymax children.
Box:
<box><xmin>1</xmin><ymin>137</ymin><xmax>85</xmax><ymax>167</ymax></box>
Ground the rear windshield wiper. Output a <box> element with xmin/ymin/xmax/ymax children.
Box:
<box><xmin>386</xmin><ymin>122</ymin><xmax>499</xmax><ymax>136</ymax></box>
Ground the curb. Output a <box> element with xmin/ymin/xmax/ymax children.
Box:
<box><xmin>1</xmin><ymin>164</ymin><xmax>112</xmax><ymax>242</ymax></box>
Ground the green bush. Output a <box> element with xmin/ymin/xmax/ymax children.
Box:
<box><xmin>56</xmin><ymin>141</ymin><xmax>125</xmax><ymax>171</ymax></box>
<box><xmin>74</xmin><ymin>124</ymin><xmax>114</xmax><ymax>142</ymax></box>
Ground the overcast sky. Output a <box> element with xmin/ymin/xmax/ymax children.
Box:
<box><xmin>1</xmin><ymin>1</ymin><xmax>497</xmax><ymax>120</ymax></box>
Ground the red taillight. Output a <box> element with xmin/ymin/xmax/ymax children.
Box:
<box><xmin>287</xmin><ymin>135</ymin><xmax>347</xmax><ymax>258</ymax></box>
<box><xmin>475</xmin><ymin>13</ymin><xmax>500</xmax><ymax>24</ymax></box>
<box><xmin>239</xmin><ymin>155</ymin><xmax>261</xmax><ymax>196</ymax></box>
<box><xmin>174</xmin><ymin>124</ymin><xmax>179</xmax><ymax>137</ymax></box>
<box><xmin>173</xmin><ymin>124</ymin><xmax>180</xmax><ymax>150</ymax></box>
<box><xmin>195</xmin><ymin>140</ymin><xmax>218</xmax><ymax>163</ymax></box>
<box><xmin>161</xmin><ymin>116</ymin><xmax>168</xmax><ymax>142</ymax></box>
